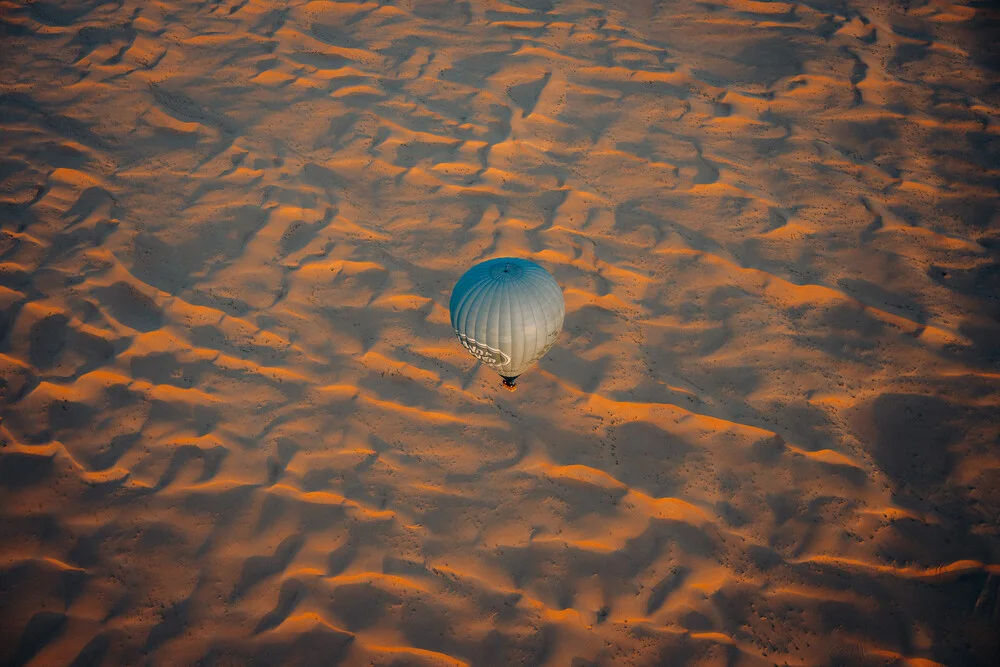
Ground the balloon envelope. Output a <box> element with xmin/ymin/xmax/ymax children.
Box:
<box><xmin>449</xmin><ymin>257</ymin><xmax>564</xmax><ymax>380</ymax></box>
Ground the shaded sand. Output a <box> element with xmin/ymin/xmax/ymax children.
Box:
<box><xmin>1</xmin><ymin>0</ymin><xmax>999</xmax><ymax>665</ymax></box>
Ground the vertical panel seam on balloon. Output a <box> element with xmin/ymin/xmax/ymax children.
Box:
<box><xmin>481</xmin><ymin>275</ymin><xmax>503</xmax><ymax>368</ymax></box>
<box><xmin>499</xmin><ymin>278</ymin><xmax>511</xmax><ymax>375</ymax></box>
<box><xmin>460</xmin><ymin>274</ymin><xmax>495</xmax><ymax>354</ymax></box>
<box><xmin>456</xmin><ymin>274</ymin><xmax>490</xmax><ymax>335</ymax></box>
<box><xmin>511</xmin><ymin>278</ymin><xmax>529</xmax><ymax>375</ymax></box>
<box><xmin>452</xmin><ymin>273</ymin><xmax>486</xmax><ymax>329</ymax></box>
<box><xmin>521</xmin><ymin>275</ymin><xmax>544</xmax><ymax>368</ymax></box>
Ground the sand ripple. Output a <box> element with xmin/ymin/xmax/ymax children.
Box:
<box><xmin>1</xmin><ymin>0</ymin><xmax>998</xmax><ymax>665</ymax></box>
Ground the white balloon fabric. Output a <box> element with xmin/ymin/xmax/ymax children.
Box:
<box><xmin>449</xmin><ymin>257</ymin><xmax>564</xmax><ymax>387</ymax></box>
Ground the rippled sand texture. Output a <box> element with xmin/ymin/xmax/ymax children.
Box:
<box><xmin>2</xmin><ymin>0</ymin><xmax>999</xmax><ymax>665</ymax></box>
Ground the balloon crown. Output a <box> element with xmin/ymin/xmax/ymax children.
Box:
<box><xmin>489</xmin><ymin>261</ymin><xmax>524</xmax><ymax>280</ymax></box>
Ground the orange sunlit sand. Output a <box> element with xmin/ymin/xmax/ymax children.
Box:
<box><xmin>1</xmin><ymin>0</ymin><xmax>998</xmax><ymax>665</ymax></box>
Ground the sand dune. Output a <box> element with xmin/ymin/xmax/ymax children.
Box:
<box><xmin>1</xmin><ymin>0</ymin><xmax>998</xmax><ymax>665</ymax></box>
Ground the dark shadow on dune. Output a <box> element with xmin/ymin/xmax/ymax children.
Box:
<box><xmin>0</xmin><ymin>93</ymin><xmax>112</xmax><ymax>153</ymax></box>
<box><xmin>254</xmin><ymin>494</ymin><xmax>286</xmax><ymax>536</ymax></box>
<box><xmin>867</xmin><ymin>393</ymin><xmax>957</xmax><ymax>498</ymax></box>
<box><xmin>649</xmin><ymin>634</ymin><xmax>699</xmax><ymax>667</ymax></box>
<box><xmin>646</xmin><ymin>565</ymin><xmax>689</xmax><ymax>616</ymax></box>
<box><xmin>154</xmin><ymin>444</ymin><xmax>228</xmax><ymax>490</ymax></box>
<box><xmin>25</xmin><ymin>0</ymin><xmax>120</xmax><ymax>26</ymax></box>
<box><xmin>837</xmin><ymin>277</ymin><xmax>926</xmax><ymax>324</ymax></box>
<box><xmin>60</xmin><ymin>567</ymin><xmax>88</xmax><ymax>609</ymax></box>
<box><xmin>5</xmin><ymin>611</ymin><xmax>67</xmax><ymax>667</ymax></box>
<box><xmin>474</xmin><ymin>625</ymin><xmax>554</xmax><ymax>667</ymax></box>
<box><xmin>928</xmin><ymin>244</ymin><xmax>1000</xmax><ymax>369</ymax></box>
<box><xmin>131</xmin><ymin>204</ymin><xmax>269</xmax><ymax>297</ymax></box>
<box><xmin>28</xmin><ymin>313</ymin><xmax>69</xmax><ymax>369</ymax></box>
<box><xmin>62</xmin><ymin>185</ymin><xmax>120</xmax><ymax>224</ymax></box>
<box><xmin>877</xmin><ymin>517</ymin><xmax>995</xmax><ymax>568</ymax></box>
<box><xmin>69</xmin><ymin>22</ymin><xmax>136</xmax><ymax>65</ymax></box>
<box><xmin>692</xmin><ymin>35</ymin><xmax>817</xmax><ymax>89</ymax></box>
<box><xmin>803</xmin><ymin>558</ymin><xmax>997</xmax><ymax>665</ymax></box>
<box><xmin>847</xmin><ymin>389</ymin><xmax>1000</xmax><ymax>662</ymax></box>
<box><xmin>237</xmin><ymin>626</ymin><xmax>354</xmax><ymax>667</ymax></box>
<box><xmin>67</xmin><ymin>633</ymin><xmax>109</xmax><ymax>667</ymax></box>
<box><xmin>147</xmin><ymin>394</ymin><xmax>220</xmax><ymax>439</ymax></box>
<box><xmin>182</xmin><ymin>484</ymin><xmax>257</xmax><ymax>529</ymax></box>
<box><xmin>399</xmin><ymin>596</ymin><xmax>483</xmax><ymax>664</ymax></box>
<box><xmin>957</xmin><ymin>317</ymin><xmax>1000</xmax><ymax>370</ymax></box>
<box><xmin>609</xmin><ymin>421</ymin><xmax>698</xmax><ymax>498</ymax></box>
<box><xmin>95</xmin><ymin>282</ymin><xmax>163</xmax><ymax>332</ymax></box>
<box><xmin>796</xmin><ymin>302</ymin><xmax>884</xmax><ymax>363</ymax></box>
<box><xmin>0</xmin><ymin>452</ymin><xmax>54</xmax><ymax>488</ymax></box>
<box><xmin>230</xmin><ymin>533</ymin><xmax>305</xmax><ymax>602</ymax></box>
<box><xmin>732</xmin><ymin>35</ymin><xmax>810</xmax><ymax>87</ymax></box>
<box><xmin>495</xmin><ymin>516</ymin><xmax>718</xmax><ymax>619</ymax></box>
<box><xmin>536</xmin><ymin>476</ymin><xmax>628</xmax><ymax>523</ymax></box>
<box><xmin>931</xmin><ymin>133</ymin><xmax>999</xmax><ymax>194</ymax></box>
<box><xmin>69</xmin><ymin>524</ymin><xmax>116</xmax><ymax>570</ymax></box>
<box><xmin>300</xmin><ymin>466</ymin><xmax>337</xmax><ymax>492</ymax></box>
<box><xmin>254</xmin><ymin>578</ymin><xmax>307</xmax><ymax>635</ymax></box>
<box><xmin>0</xmin><ymin>292</ymin><xmax>25</xmax><ymax>351</ymax></box>
<box><xmin>327</xmin><ymin>581</ymin><xmax>400</xmax><ymax>632</ymax></box>
<box><xmin>327</xmin><ymin>533</ymin><xmax>358</xmax><ymax>578</ymax></box>
<box><xmin>967</xmin><ymin>3</ymin><xmax>1000</xmax><ymax>79</ymax></box>
<box><xmin>129</xmin><ymin>351</ymin><xmax>213</xmax><ymax>389</ymax></box>
<box><xmin>143</xmin><ymin>597</ymin><xmax>191</xmax><ymax>654</ymax></box>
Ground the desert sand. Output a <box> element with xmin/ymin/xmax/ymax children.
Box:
<box><xmin>1</xmin><ymin>0</ymin><xmax>999</xmax><ymax>665</ymax></box>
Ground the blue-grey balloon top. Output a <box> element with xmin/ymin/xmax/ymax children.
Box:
<box><xmin>449</xmin><ymin>257</ymin><xmax>565</xmax><ymax>378</ymax></box>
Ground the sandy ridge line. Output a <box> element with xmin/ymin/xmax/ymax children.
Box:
<box><xmin>794</xmin><ymin>555</ymin><xmax>1000</xmax><ymax>580</ymax></box>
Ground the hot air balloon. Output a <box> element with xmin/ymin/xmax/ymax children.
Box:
<box><xmin>449</xmin><ymin>257</ymin><xmax>565</xmax><ymax>391</ymax></box>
